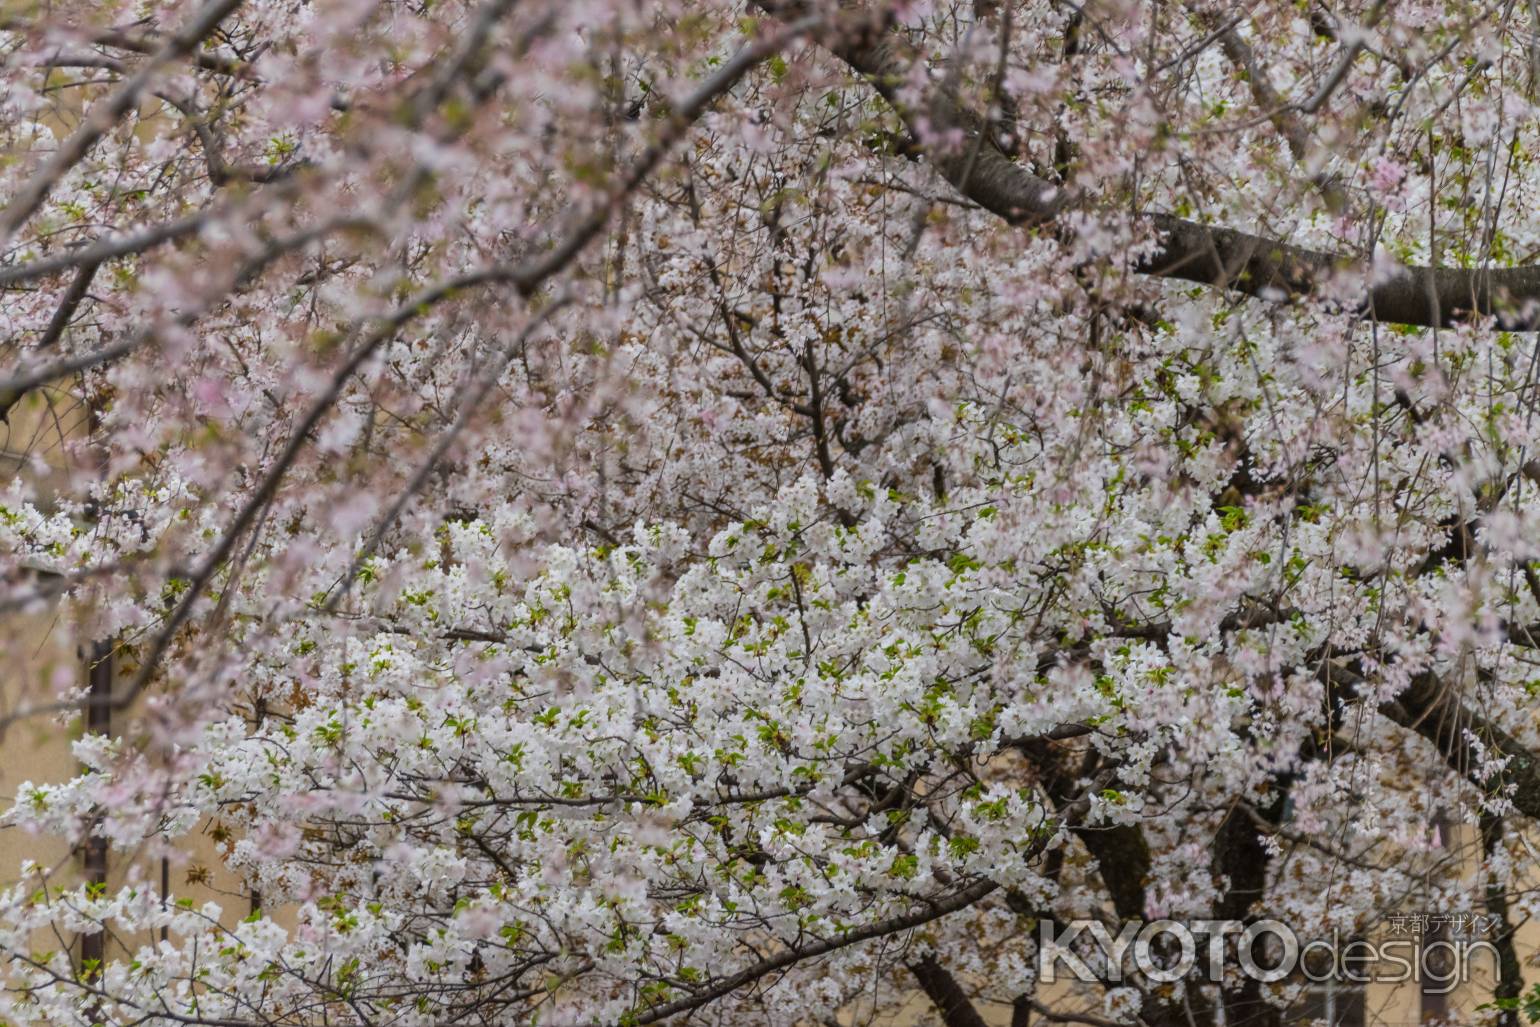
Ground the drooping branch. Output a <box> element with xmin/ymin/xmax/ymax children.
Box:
<box><xmin>754</xmin><ymin>0</ymin><xmax>1540</xmax><ymax>331</ymax></box>
<box><xmin>0</xmin><ymin>14</ymin><xmax>821</xmax><ymax>731</ymax></box>
<box><xmin>1385</xmin><ymin>672</ymin><xmax>1540</xmax><ymax>818</ymax></box>
<box><xmin>0</xmin><ymin>0</ymin><xmax>248</xmax><ymax>244</ymax></box>
<box><xmin>1319</xmin><ymin>661</ymin><xmax>1540</xmax><ymax>820</ymax></box>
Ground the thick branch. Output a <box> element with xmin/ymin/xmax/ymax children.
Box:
<box><xmin>35</xmin><ymin>259</ymin><xmax>101</xmax><ymax>352</ymax></box>
<box><xmin>623</xmin><ymin>879</ymin><xmax>998</xmax><ymax>1026</ymax></box>
<box><xmin>910</xmin><ymin>955</ymin><xmax>992</xmax><ymax>1027</ymax></box>
<box><xmin>757</xmin><ymin>0</ymin><xmax>1540</xmax><ymax>331</ymax></box>
<box><xmin>1320</xmin><ymin>661</ymin><xmax>1540</xmax><ymax>819</ymax></box>
<box><xmin>1385</xmin><ymin>672</ymin><xmax>1540</xmax><ymax>818</ymax></box>
<box><xmin>0</xmin><ymin>18</ymin><xmax>255</xmax><ymax>78</ymax></box>
<box><xmin>1018</xmin><ymin>738</ymin><xmax>1149</xmax><ymax>920</ymax></box>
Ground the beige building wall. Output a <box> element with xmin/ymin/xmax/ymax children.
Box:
<box><xmin>1</xmin><ymin>386</ymin><xmax>98</xmax><ymax>931</ymax></box>
<box><xmin>0</xmin><ymin>384</ymin><xmax>260</xmax><ymax>976</ymax></box>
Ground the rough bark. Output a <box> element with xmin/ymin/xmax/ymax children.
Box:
<box><xmin>910</xmin><ymin>955</ymin><xmax>993</xmax><ymax>1027</ymax></box>
<box><xmin>1386</xmin><ymin>672</ymin><xmax>1540</xmax><ymax>819</ymax></box>
<box><xmin>757</xmin><ymin>0</ymin><xmax>1540</xmax><ymax>331</ymax></box>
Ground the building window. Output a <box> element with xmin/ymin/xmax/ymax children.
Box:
<box><xmin>1286</xmin><ymin>939</ymin><xmax>1367</xmax><ymax>1027</ymax></box>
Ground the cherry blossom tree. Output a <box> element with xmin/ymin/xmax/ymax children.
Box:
<box><xmin>3</xmin><ymin>0</ymin><xmax>1540</xmax><ymax>1023</ymax></box>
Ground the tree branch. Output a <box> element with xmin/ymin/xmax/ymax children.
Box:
<box><xmin>0</xmin><ymin>0</ymin><xmax>248</xmax><ymax>244</ymax></box>
<box><xmin>755</xmin><ymin>0</ymin><xmax>1540</xmax><ymax>331</ymax></box>
<box><xmin>1319</xmin><ymin>660</ymin><xmax>1540</xmax><ymax>820</ymax></box>
<box><xmin>622</xmin><ymin>880</ymin><xmax>999</xmax><ymax>1026</ymax></box>
<box><xmin>910</xmin><ymin>955</ymin><xmax>992</xmax><ymax>1027</ymax></box>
